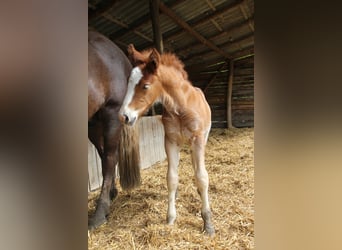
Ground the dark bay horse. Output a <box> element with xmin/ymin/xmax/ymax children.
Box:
<box><xmin>119</xmin><ymin>45</ymin><xmax>215</xmax><ymax>235</ymax></box>
<box><xmin>88</xmin><ymin>31</ymin><xmax>141</xmax><ymax>230</ymax></box>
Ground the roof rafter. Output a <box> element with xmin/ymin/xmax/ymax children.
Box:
<box><xmin>203</xmin><ymin>63</ymin><xmax>227</xmax><ymax>93</ymax></box>
<box><xmin>163</xmin><ymin>0</ymin><xmax>244</xmax><ymax>41</ymax></box>
<box><xmin>184</xmin><ymin>33</ymin><xmax>254</xmax><ymax>60</ymax></box>
<box><xmin>159</xmin><ymin>1</ymin><xmax>232</xmax><ymax>59</ymax></box>
<box><xmin>175</xmin><ymin>16</ymin><xmax>254</xmax><ymax>55</ymax></box>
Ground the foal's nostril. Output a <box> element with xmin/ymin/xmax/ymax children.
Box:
<box><xmin>123</xmin><ymin>114</ymin><xmax>129</xmax><ymax>123</ymax></box>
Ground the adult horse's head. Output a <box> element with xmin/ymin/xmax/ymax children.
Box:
<box><xmin>119</xmin><ymin>44</ymin><xmax>162</xmax><ymax>126</ymax></box>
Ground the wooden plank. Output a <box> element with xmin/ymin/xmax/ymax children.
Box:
<box><xmin>88</xmin><ymin>140</ymin><xmax>102</xmax><ymax>192</ymax></box>
<box><xmin>138</xmin><ymin>116</ymin><xmax>166</xmax><ymax>169</ymax></box>
<box><xmin>88</xmin><ymin>116</ymin><xmax>166</xmax><ymax>192</ymax></box>
<box><xmin>203</xmin><ymin>63</ymin><xmax>227</xmax><ymax>92</ymax></box>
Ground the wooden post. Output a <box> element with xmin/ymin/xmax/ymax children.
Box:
<box><xmin>149</xmin><ymin>0</ymin><xmax>163</xmax><ymax>115</ymax></box>
<box><xmin>149</xmin><ymin>0</ymin><xmax>164</xmax><ymax>53</ymax></box>
<box><xmin>227</xmin><ymin>60</ymin><xmax>234</xmax><ymax>128</ymax></box>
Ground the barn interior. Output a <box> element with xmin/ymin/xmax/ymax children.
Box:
<box><xmin>88</xmin><ymin>0</ymin><xmax>254</xmax><ymax>128</ymax></box>
<box><xmin>88</xmin><ymin>0</ymin><xmax>254</xmax><ymax>249</ymax></box>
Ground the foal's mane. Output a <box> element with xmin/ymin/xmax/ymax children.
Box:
<box><xmin>140</xmin><ymin>49</ymin><xmax>188</xmax><ymax>80</ymax></box>
<box><xmin>160</xmin><ymin>53</ymin><xmax>188</xmax><ymax>80</ymax></box>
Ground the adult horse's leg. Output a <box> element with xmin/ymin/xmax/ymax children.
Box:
<box><xmin>88</xmin><ymin>107</ymin><xmax>121</xmax><ymax>230</ymax></box>
<box><xmin>88</xmin><ymin>114</ymin><xmax>104</xmax><ymax>158</ymax></box>
<box><xmin>164</xmin><ymin>136</ymin><xmax>180</xmax><ymax>225</ymax></box>
<box><xmin>191</xmin><ymin>135</ymin><xmax>215</xmax><ymax>236</ymax></box>
<box><xmin>88</xmin><ymin>116</ymin><xmax>118</xmax><ymax>200</ymax></box>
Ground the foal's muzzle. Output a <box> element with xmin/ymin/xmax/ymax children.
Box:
<box><xmin>120</xmin><ymin>112</ymin><xmax>137</xmax><ymax>126</ymax></box>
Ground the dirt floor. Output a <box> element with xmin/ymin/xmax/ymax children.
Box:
<box><xmin>88</xmin><ymin>128</ymin><xmax>254</xmax><ymax>249</ymax></box>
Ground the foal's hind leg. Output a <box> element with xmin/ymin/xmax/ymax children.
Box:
<box><xmin>88</xmin><ymin>107</ymin><xmax>121</xmax><ymax>230</ymax></box>
<box><xmin>165</xmin><ymin>136</ymin><xmax>180</xmax><ymax>225</ymax></box>
<box><xmin>191</xmin><ymin>136</ymin><xmax>215</xmax><ymax>236</ymax></box>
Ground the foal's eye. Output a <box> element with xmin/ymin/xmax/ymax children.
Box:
<box><xmin>143</xmin><ymin>84</ymin><xmax>150</xmax><ymax>90</ymax></box>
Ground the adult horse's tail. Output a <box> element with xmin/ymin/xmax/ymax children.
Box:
<box><xmin>118</xmin><ymin>124</ymin><xmax>141</xmax><ymax>190</ymax></box>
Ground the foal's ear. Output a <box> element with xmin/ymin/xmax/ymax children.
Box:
<box><xmin>127</xmin><ymin>44</ymin><xmax>136</xmax><ymax>62</ymax></box>
<box><xmin>127</xmin><ymin>44</ymin><xmax>144</xmax><ymax>66</ymax></box>
<box><xmin>146</xmin><ymin>48</ymin><xmax>160</xmax><ymax>74</ymax></box>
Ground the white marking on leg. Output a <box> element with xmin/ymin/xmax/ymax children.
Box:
<box><xmin>165</xmin><ymin>137</ymin><xmax>180</xmax><ymax>225</ymax></box>
<box><xmin>204</xmin><ymin>123</ymin><xmax>211</xmax><ymax>143</ymax></box>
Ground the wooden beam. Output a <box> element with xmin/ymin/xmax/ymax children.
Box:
<box><xmin>203</xmin><ymin>63</ymin><xmax>227</xmax><ymax>93</ymax></box>
<box><xmin>209</xmin><ymin>16</ymin><xmax>254</xmax><ymax>41</ymax></box>
<box><xmin>227</xmin><ymin>60</ymin><xmax>234</xmax><ymax>128</ymax></box>
<box><xmin>149</xmin><ymin>0</ymin><xmax>164</xmax><ymax>53</ymax></box>
<box><xmin>175</xmin><ymin>16</ymin><xmax>253</xmax><ymax>55</ymax></box>
<box><xmin>186</xmin><ymin>59</ymin><xmax>226</xmax><ymax>69</ymax></box>
<box><xmin>232</xmin><ymin>46</ymin><xmax>254</xmax><ymax>60</ymax></box>
<box><xmin>184</xmin><ymin>33</ymin><xmax>253</xmax><ymax>61</ymax></box>
<box><xmin>218</xmin><ymin>32</ymin><xmax>254</xmax><ymax>48</ymax></box>
<box><xmin>149</xmin><ymin>0</ymin><xmax>164</xmax><ymax>116</ymax></box>
<box><xmin>239</xmin><ymin>4</ymin><xmax>254</xmax><ymax>32</ymax></box>
<box><xmin>88</xmin><ymin>0</ymin><xmax>117</xmax><ymax>21</ymax></box>
<box><xmin>163</xmin><ymin>0</ymin><xmax>244</xmax><ymax>41</ymax></box>
<box><xmin>185</xmin><ymin>45</ymin><xmax>253</xmax><ymax>66</ymax></box>
<box><xmin>159</xmin><ymin>1</ymin><xmax>231</xmax><ymax>59</ymax></box>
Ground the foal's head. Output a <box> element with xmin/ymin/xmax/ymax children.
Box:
<box><xmin>119</xmin><ymin>44</ymin><xmax>162</xmax><ymax>125</ymax></box>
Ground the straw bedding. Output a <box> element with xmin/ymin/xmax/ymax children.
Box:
<box><xmin>88</xmin><ymin>128</ymin><xmax>254</xmax><ymax>249</ymax></box>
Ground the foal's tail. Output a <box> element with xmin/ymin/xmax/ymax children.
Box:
<box><xmin>118</xmin><ymin>124</ymin><xmax>141</xmax><ymax>190</ymax></box>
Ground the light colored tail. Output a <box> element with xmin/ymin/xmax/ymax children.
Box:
<box><xmin>118</xmin><ymin>124</ymin><xmax>141</xmax><ymax>190</ymax></box>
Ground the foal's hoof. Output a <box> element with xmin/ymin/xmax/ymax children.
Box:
<box><xmin>204</xmin><ymin>225</ymin><xmax>215</xmax><ymax>237</ymax></box>
<box><xmin>88</xmin><ymin>216</ymin><xmax>107</xmax><ymax>231</ymax></box>
<box><xmin>167</xmin><ymin>215</ymin><xmax>176</xmax><ymax>225</ymax></box>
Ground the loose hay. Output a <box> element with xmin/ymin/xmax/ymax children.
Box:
<box><xmin>88</xmin><ymin>128</ymin><xmax>254</xmax><ymax>249</ymax></box>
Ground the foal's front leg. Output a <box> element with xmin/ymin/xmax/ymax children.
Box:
<box><xmin>164</xmin><ymin>136</ymin><xmax>180</xmax><ymax>225</ymax></box>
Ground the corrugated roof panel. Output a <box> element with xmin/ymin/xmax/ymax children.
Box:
<box><xmin>88</xmin><ymin>0</ymin><xmax>254</xmax><ymax>67</ymax></box>
<box><xmin>107</xmin><ymin>0</ymin><xmax>149</xmax><ymax>25</ymax></box>
<box><xmin>120</xmin><ymin>31</ymin><xmax>148</xmax><ymax>48</ymax></box>
<box><xmin>195</xmin><ymin>21</ymin><xmax>222</xmax><ymax>38</ymax></box>
<box><xmin>170</xmin><ymin>0</ymin><xmax>212</xmax><ymax>22</ymax></box>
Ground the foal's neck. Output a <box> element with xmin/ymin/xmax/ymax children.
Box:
<box><xmin>158</xmin><ymin>65</ymin><xmax>194</xmax><ymax>115</ymax></box>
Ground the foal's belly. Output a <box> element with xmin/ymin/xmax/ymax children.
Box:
<box><xmin>162</xmin><ymin>113</ymin><xmax>204</xmax><ymax>145</ymax></box>
<box><xmin>164</xmin><ymin>126</ymin><xmax>197</xmax><ymax>146</ymax></box>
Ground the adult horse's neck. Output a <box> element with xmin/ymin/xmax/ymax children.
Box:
<box><xmin>157</xmin><ymin>64</ymin><xmax>195</xmax><ymax>115</ymax></box>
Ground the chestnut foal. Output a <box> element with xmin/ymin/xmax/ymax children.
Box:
<box><xmin>119</xmin><ymin>45</ymin><xmax>215</xmax><ymax>235</ymax></box>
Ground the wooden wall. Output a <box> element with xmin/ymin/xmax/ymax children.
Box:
<box><xmin>88</xmin><ymin>115</ymin><xmax>166</xmax><ymax>192</ymax></box>
<box><xmin>193</xmin><ymin>57</ymin><xmax>254</xmax><ymax>128</ymax></box>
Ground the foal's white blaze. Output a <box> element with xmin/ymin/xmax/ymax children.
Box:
<box><xmin>119</xmin><ymin>66</ymin><xmax>143</xmax><ymax>124</ymax></box>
